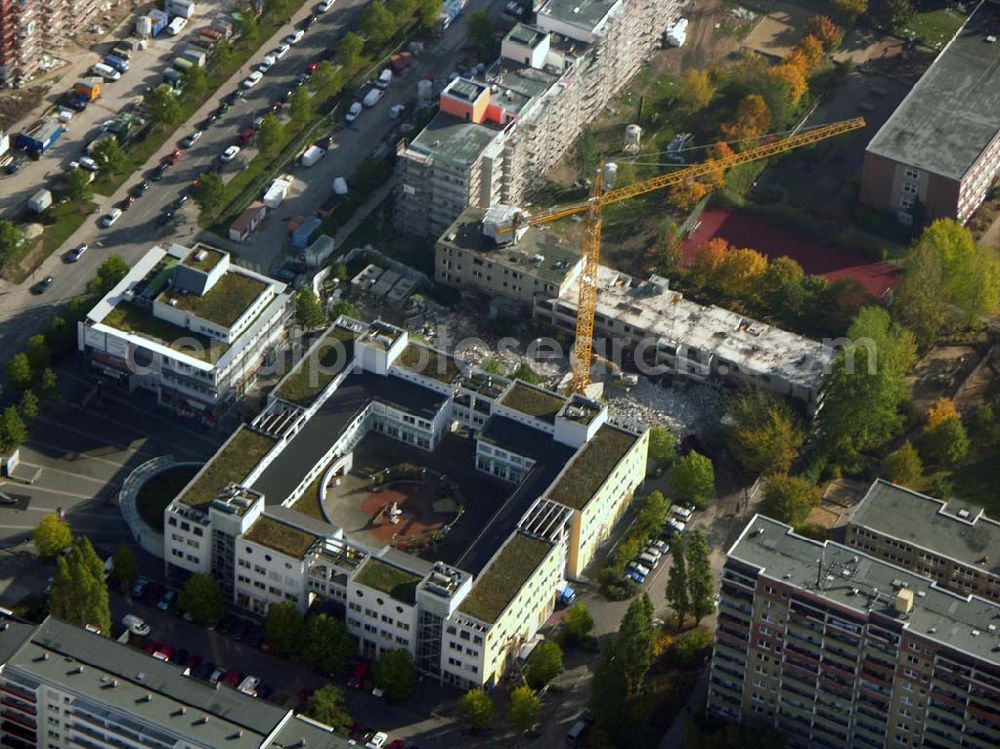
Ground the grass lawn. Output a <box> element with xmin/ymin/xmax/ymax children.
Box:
<box><xmin>902</xmin><ymin>5</ymin><xmax>966</xmax><ymax>49</ymax></box>
<box><xmin>136</xmin><ymin>464</ymin><xmax>200</xmax><ymax>532</ymax></box>
<box><xmin>42</xmin><ymin>200</ymin><xmax>95</xmax><ymax>255</ymax></box>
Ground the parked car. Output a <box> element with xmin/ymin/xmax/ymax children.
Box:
<box><xmin>230</xmin><ymin>618</ymin><xmax>250</xmax><ymax>641</ymax></box>
<box><xmin>257</xmin><ymin>683</ymin><xmax>274</xmax><ymax>701</ymax></box>
<box><xmin>670</xmin><ymin>505</ymin><xmax>693</xmax><ymax>522</ymax></box>
<box><xmin>241</xmin><ymin>70</ymin><xmax>264</xmax><ymax>89</ymax></box>
<box><xmin>218</xmin><ymin>614</ymin><xmax>237</xmax><ymax>636</ymax></box>
<box><xmin>99</xmin><ymin>208</ymin><xmax>123</xmax><ymax>228</ymax></box>
<box><xmin>4</xmin><ymin>159</ymin><xmax>24</xmax><ymax>175</ymax></box>
<box><xmin>258</xmin><ymin>55</ymin><xmax>276</xmax><ymax>74</ymax></box>
<box><xmin>273</xmin><ymin>43</ymin><xmax>291</xmax><ymax>60</ymax></box>
<box><xmin>172</xmin><ymin>193</ymin><xmax>190</xmax><ymax>210</ymax></box>
<box><xmin>208</xmin><ymin>666</ymin><xmax>226</xmax><ymax>685</ymax></box>
<box><xmin>184</xmin><ymin>653</ymin><xmax>202</xmax><ymax>670</ymax></box>
<box><xmin>157</xmin><ymin>210</ymin><xmax>174</xmax><ymax>226</ymax></box>
<box><xmin>222</xmin><ymin>669</ymin><xmax>242</xmax><ymax>688</ymax></box>
<box><xmin>143</xmin><ymin>641</ymin><xmax>161</xmax><ymax>656</ymax></box>
<box><xmin>121</xmin><ymin>614</ymin><xmax>150</xmax><ymax>637</ymax></box>
<box><xmin>238</xmin><ymin>127</ymin><xmax>255</xmax><ymax>146</ymax></box>
<box><xmin>365</xmin><ymin>733</ymin><xmax>389</xmax><ymax>749</ymax></box>
<box><xmin>142</xmin><ymin>581</ymin><xmax>164</xmax><ymax>607</ymax></box>
<box><xmin>284</xmin><ymin>30</ymin><xmax>305</xmax><ymax>45</ymax></box>
<box><xmin>65</xmin><ymin>243</ymin><xmax>88</xmax><ymax>263</ymax></box>
<box><xmin>131</xmin><ymin>180</ymin><xmax>150</xmax><ymax>197</ymax></box>
<box><xmin>648</xmin><ymin>539</ymin><xmax>669</xmax><ymax>556</ymax></box>
<box><xmin>345</xmin><ymin>101</ymin><xmax>362</xmax><ymax>123</ymax></box>
<box><xmin>268</xmin><ymin>101</ymin><xmax>283</xmax><ymax>114</ymax></box>
<box><xmin>152</xmin><ymin>644</ymin><xmax>174</xmax><ymax>662</ymax></box>
<box><xmin>238</xmin><ymin>675</ymin><xmax>260</xmax><ymax>696</ymax></box>
<box><xmin>306</xmin><ymin>61</ymin><xmax>320</xmax><ymax>74</ymax></box>
<box><xmin>180</xmin><ymin>130</ymin><xmax>203</xmax><ymax>148</ymax></box>
<box><xmin>347</xmin><ymin>662</ymin><xmax>369</xmax><ymax>690</ymax></box>
<box><xmin>149</xmin><ymin>163</ymin><xmax>168</xmax><ymax>181</ymax></box>
<box><xmin>192</xmin><ymin>662</ymin><xmax>214</xmax><ymax>681</ymax></box>
<box><xmin>164</xmin><ymin>148</ymin><xmax>183</xmax><ymax>165</ymax></box>
<box><xmin>119</xmin><ymin>195</ymin><xmax>136</xmax><ymax>211</ymax></box>
<box><xmin>317</xmin><ymin>0</ymin><xmax>335</xmax><ymax>11</ymax></box>
<box><xmin>637</xmin><ymin>552</ymin><xmax>659</xmax><ymax>569</ymax></box>
<box><xmin>130</xmin><ymin>578</ymin><xmax>149</xmax><ymax>598</ymax></box>
<box><xmin>298</xmin><ymin>688</ymin><xmax>314</xmax><ymax>703</ymax></box>
<box><xmin>245</xmin><ymin>624</ymin><xmax>263</xmax><ymax>648</ymax></box>
<box><xmin>219</xmin><ymin>145</ymin><xmax>241</xmax><ymax>163</ymax></box>
<box><xmin>301</xmin><ymin>13</ymin><xmax>318</xmax><ymax>29</ymax></box>
<box><xmin>157</xmin><ymin>590</ymin><xmax>176</xmax><ymax>611</ymax></box>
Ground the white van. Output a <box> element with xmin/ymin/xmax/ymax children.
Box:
<box><xmin>376</xmin><ymin>68</ymin><xmax>392</xmax><ymax>89</ymax></box>
<box><xmin>167</xmin><ymin>16</ymin><xmax>188</xmax><ymax>35</ymax></box>
<box><xmin>670</xmin><ymin>504</ymin><xmax>693</xmax><ymax>522</ymax></box>
<box><xmin>92</xmin><ymin>63</ymin><xmax>120</xmax><ymax>81</ymax></box>
<box><xmin>121</xmin><ymin>614</ymin><xmax>150</xmax><ymax>636</ymax></box>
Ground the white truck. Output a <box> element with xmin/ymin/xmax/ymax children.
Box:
<box><xmin>263</xmin><ymin>174</ymin><xmax>292</xmax><ymax>208</ymax></box>
<box><xmin>301</xmin><ymin>145</ymin><xmax>325</xmax><ymax>167</ymax></box>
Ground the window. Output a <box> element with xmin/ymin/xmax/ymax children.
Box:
<box><xmin>904</xmin><ymin>167</ymin><xmax>919</xmax><ymax>180</ymax></box>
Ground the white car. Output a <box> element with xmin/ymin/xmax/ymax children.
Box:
<box><xmin>317</xmin><ymin>0</ymin><xmax>335</xmax><ymax>11</ymax></box>
<box><xmin>241</xmin><ymin>70</ymin><xmax>264</xmax><ymax>89</ymax></box>
<box><xmin>627</xmin><ymin>561</ymin><xmax>651</xmax><ymax>578</ymax></box>
<box><xmin>637</xmin><ymin>552</ymin><xmax>659</xmax><ymax>569</ymax></box>
<box><xmin>258</xmin><ymin>55</ymin><xmax>276</xmax><ymax>73</ymax></box>
<box><xmin>345</xmin><ymin>101</ymin><xmax>362</xmax><ymax>123</ymax></box>
<box><xmin>238</xmin><ymin>675</ymin><xmax>261</xmax><ymax>696</ymax></box>
<box><xmin>671</xmin><ymin>505</ymin><xmax>693</xmax><ymax>522</ymax></box>
<box><xmin>99</xmin><ymin>208</ymin><xmax>123</xmax><ymax>228</ymax></box>
<box><xmin>365</xmin><ymin>733</ymin><xmax>389</xmax><ymax>749</ymax></box>
<box><xmin>78</xmin><ymin>155</ymin><xmax>100</xmax><ymax>172</ymax></box>
<box><xmin>220</xmin><ymin>145</ymin><xmax>241</xmax><ymax>163</ymax></box>
<box><xmin>284</xmin><ymin>30</ymin><xmax>305</xmax><ymax>45</ymax></box>
<box><xmin>273</xmin><ymin>44</ymin><xmax>291</xmax><ymax>60</ymax></box>
<box><xmin>121</xmin><ymin>614</ymin><xmax>150</xmax><ymax>637</ymax></box>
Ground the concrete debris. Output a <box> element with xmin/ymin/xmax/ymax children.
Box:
<box><xmin>605</xmin><ymin>377</ymin><xmax>723</xmax><ymax>435</ymax></box>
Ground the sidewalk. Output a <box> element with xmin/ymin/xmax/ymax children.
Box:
<box><xmin>658</xmin><ymin>670</ymin><xmax>708</xmax><ymax>749</ymax></box>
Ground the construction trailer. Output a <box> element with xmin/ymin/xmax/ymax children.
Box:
<box><xmin>16</xmin><ymin>120</ymin><xmax>63</xmax><ymax>157</ymax></box>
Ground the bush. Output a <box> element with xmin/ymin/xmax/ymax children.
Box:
<box><xmin>670</xmin><ymin>628</ymin><xmax>714</xmax><ymax>669</ymax></box>
<box><xmin>599</xmin><ymin>568</ymin><xmax>638</xmax><ymax>601</ymax></box>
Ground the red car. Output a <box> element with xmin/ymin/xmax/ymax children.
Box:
<box><xmin>306</xmin><ymin>61</ymin><xmax>320</xmax><ymax>74</ymax></box>
<box><xmin>164</xmin><ymin>148</ymin><xmax>182</xmax><ymax>165</ymax></box>
<box><xmin>143</xmin><ymin>641</ymin><xmax>161</xmax><ymax>655</ymax></box>
<box><xmin>346</xmin><ymin>662</ymin><xmax>368</xmax><ymax>690</ymax></box>
<box><xmin>142</xmin><ymin>582</ymin><xmax>164</xmax><ymax>606</ymax></box>
<box><xmin>152</xmin><ymin>644</ymin><xmax>174</xmax><ymax>662</ymax></box>
<box><xmin>185</xmin><ymin>654</ymin><xmax>202</xmax><ymax>671</ymax></box>
<box><xmin>119</xmin><ymin>195</ymin><xmax>136</xmax><ymax>211</ymax></box>
<box><xmin>221</xmin><ymin>669</ymin><xmax>242</xmax><ymax>688</ymax></box>
<box><xmin>238</xmin><ymin>127</ymin><xmax>255</xmax><ymax>145</ymax></box>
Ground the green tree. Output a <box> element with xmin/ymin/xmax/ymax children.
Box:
<box><xmin>417</xmin><ymin>0</ymin><xmax>442</xmax><ymax>27</ymax></box>
<box><xmin>266</xmin><ymin>0</ymin><xmax>293</xmax><ymax>19</ymax></box>
<box><xmin>457</xmin><ymin>689</ymin><xmax>494</xmax><ymax>732</ymax></box>
<box><xmin>40</xmin><ymin>368</ymin><xmax>57</xmax><ymax>400</ymax></box>
<box><xmin>336</xmin><ymin>32</ymin><xmax>364</xmax><ymax>69</ymax></box>
<box><xmin>6</xmin><ymin>353</ymin><xmax>32</xmax><ymax>392</ymax></box>
<box><xmin>590</xmin><ymin>643</ymin><xmax>627</xmax><ymax>733</ymax></box>
<box><xmin>303</xmin><ymin>613</ymin><xmax>354</xmax><ymax>675</ymax></box>
<box><xmin>727</xmin><ymin>390</ymin><xmax>804</xmax><ymax>476</ymax></box>
<box><xmin>192</xmin><ymin>172</ymin><xmax>226</xmax><ymax>216</ymax></box>
<box><xmin>869</xmin><ymin>0</ymin><xmax>914</xmax><ymax>31</ymax></box>
<box><xmin>211</xmin><ymin>38</ymin><xmax>233</xmax><ymax>69</ymax></box>
<box><xmin>387</xmin><ymin>0</ymin><xmax>415</xmax><ymax>19</ymax></box>
<box><xmin>685</xmin><ymin>529</ymin><xmax>714</xmax><ymax>624</ymax></box>
<box><xmin>818</xmin><ymin>306</ymin><xmax>916</xmax><ymax>462</ymax></box>
<box><xmin>330</xmin><ymin>299</ymin><xmax>361</xmax><ymax>319</ymax></box>
<box><xmin>636</xmin><ymin>490</ymin><xmax>669</xmax><ymax>538</ymax></box>
<box><xmin>256</xmin><ymin>113</ymin><xmax>285</xmax><ymax>157</ymax></box>
<box><xmin>111</xmin><ymin>545</ymin><xmax>139</xmax><ymax>588</ymax></box>
<box><xmin>266</xmin><ymin>601</ymin><xmax>304</xmax><ymax>659</ymax></box>
<box><xmin>669</xmin><ymin>451</ymin><xmax>715</xmax><ymax>507</ymax></box>
<box><xmin>761</xmin><ymin>474</ymin><xmax>821</xmax><ymax>527</ymax></box>
<box><xmin>289</xmin><ymin>86</ymin><xmax>314</xmax><ymax>125</ymax></box>
<box><xmin>919</xmin><ymin>417</ymin><xmax>970</xmax><ymax>466</ymax></box>
<box><xmin>672</xmin><ymin>628</ymin><xmax>714</xmax><ymax>668</ymax></box>
<box><xmin>617</xmin><ymin>593</ymin><xmax>653</xmax><ymax>696</ymax></box>
<box><xmin>467</xmin><ymin>9</ymin><xmax>495</xmax><ymax>58</ymax></box>
<box><xmin>881</xmin><ymin>441</ymin><xmax>923</xmax><ymax>487</ymax></box>
<box><xmin>647</xmin><ymin>426</ymin><xmax>676</xmax><ymax>470</ymax></box>
<box><xmin>311</xmin><ymin>61</ymin><xmax>344</xmax><ymax>97</ymax></box>
<box><xmin>679</xmin><ymin>69</ymin><xmax>715</xmax><ymax>114</ymax></box>
<box><xmin>525</xmin><ymin>640</ymin><xmax>563</xmax><ymax>689</ymax></box>
<box><xmin>19</xmin><ymin>390</ymin><xmax>38</xmax><ymax>419</ymax></box>
<box><xmin>183</xmin><ymin>65</ymin><xmax>208</xmax><ymax>99</ymax></box>
<box><xmin>87</xmin><ymin>255</ymin><xmax>130</xmax><ymax>296</ymax></box>
<box><xmin>372</xmin><ymin>648</ymin><xmax>416</xmax><ymax>703</ymax></box>
<box><xmin>894</xmin><ymin>220</ymin><xmax>1000</xmax><ymax>345</ymax></box>
<box><xmin>0</xmin><ymin>406</ymin><xmax>28</xmax><ymax>453</ymax></box>
<box><xmin>508</xmin><ymin>684</ymin><xmax>540</xmax><ymax>733</ymax></box>
<box><xmin>66</xmin><ymin>167</ymin><xmax>93</xmax><ymax>202</ymax></box>
<box><xmin>26</xmin><ymin>334</ymin><xmax>50</xmax><ymax>371</ymax></box>
<box><xmin>33</xmin><ymin>514</ymin><xmax>72</xmax><ymax>557</ymax></box>
<box><xmin>240</xmin><ymin>10</ymin><xmax>260</xmax><ymax>42</ymax></box>
<box><xmin>147</xmin><ymin>84</ymin><xmax>182</xmax><ymax>125</ymax></box>
<box><xmin>563</xmin><ymin>602</ymin><xmax>594</xmax><ymax>644</ymax></box>
<box><xmin>91</xmin><ymin>137</ymin><xmax>128</xmax><ymax>175</ymax></box>
<box><xmin>360</xmin><ymin>1</ymin><xmax>396</xmax><ymax>44</ymax></box>
<box><xmin>0</xmin><ymin>220</ymin><xmax>25</xmax><ymax>264</ymax></box>
<box><xmin>303</xmin><ymin>684</ymin><xmax>352</xmax><ymax>734</ymax></box>
<box><xmin>178</xmin><ymin>573</ymin><xmax>224</xmax><ymax>626</ymax></box>
<box><xmin>665</xmin><ymin>538</ymin><xmax>689</xmax><ymax>628</ymax></box>
<box><xmin>50</xmin><ymin>536</ymin><xmax>110</xmax><ymax>634</ymax></box>
<box><xmin>295</xmin><ymin>288</ymin><xmax>326</xmax><ymax>329</ymax></box>
<box><xmin>45</xmin><ymin>316</ymin><xmax>75</xmax><ymax>359</ymax></box>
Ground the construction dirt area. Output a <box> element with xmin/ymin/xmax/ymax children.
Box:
<box><xmin>907</xmin><ymin>344</ymin><xmax>995</xmax><ymax>414</ymax></box>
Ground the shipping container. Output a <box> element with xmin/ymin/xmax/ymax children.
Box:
<box><xmin>73</xmin><ymin>78</ymin><xmax>102</xmax><ymax>101</ymax></box>
<box><xmin>200</xmin><ymin>26</ymin><xmax>222</xmax><ymax>41</ymax></box>
<box><xmin>166</xmin><ymin>0</ymin><xmax>196</xmax><ymax>19</ymax></box>
<box><xmin>16</xmin><ymin>120</ymin><xmax>63</xmax><ymax>156</ymax></box>
<box><xmin>162</xmin><ymin>68</ymin><xmax>184</xmax><ymax>87</ymax></box>
<box><xmin>181</xmin><ymin>48</ymin><xmax>207</xmax><ymax>67</ymax></box>
<box><xmin>148</xmin><ymin>9</ymin><xmax>169</xmax><ymax>36</ymax></box>
<box><xmin>292</xmin><ymin>215</ymin><xmax>322</xmax><ymax>249</ymax></box>
<box><xmin>172</xmin><ymin>57</ymin><xmax>194</xmax><ymax>73</ymax></box>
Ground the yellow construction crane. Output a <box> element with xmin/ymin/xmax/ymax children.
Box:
<box><xmin>501</xmin><ymin>117</ymin><xmax>867</xmax><ymax>393</ymax></box>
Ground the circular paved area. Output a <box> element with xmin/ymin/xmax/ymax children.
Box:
<box><xmin>359</xmin><ymin>480</ymin><xmax>457</xmax><ymax>546</ymax></box>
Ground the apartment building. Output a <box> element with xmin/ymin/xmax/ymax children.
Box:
<box><xmin>860</xmin><ymin>0</ymin><xmax>1000</xmax><ymax>226</ymax></box>
<box><xmin>0</xmin><ymin>0</ymin><xmax>103</xmax><ymax>85</ymax></box>
<box><xmin>845</xmin><ymin>480</ymin><xmax>1000</xmax><ymax>604</ymax></box>
<box><xmin>536</xmin><ymin>266</ymin><xmax>833</xmax><ymax>410</ymax></box>
<box><xmin>708</xmin><ymin>515</ymin><xmax>1000</xmax><ymax>749</ymax></box>
<box><xmin>159</xmin><ymin>317</ymin><xmax>647</xmax><ymax>688</ymax></box>
<box><xmin>394</xmin><ymin>0</ymin><xmax>681</xmax><ymax>237</ymax></box>
<box><xmin>79</xmin><ymin>243</ymin><xmax>292</xmax><ymax>423</ymax></box>
<box><xmin>0</xmin><ymin>617</ymin><xmax>352</xmax><ymax>749</ymax></box>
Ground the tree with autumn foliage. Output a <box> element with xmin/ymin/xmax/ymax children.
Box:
<box><xmin>798</xmin><ymin>35</ymin><xmax>825</xmax><ymax>68</ymax></box>
<box><xmin>927</xmin><ymin>398</ymin><xmax>960</xmax><ymax>431</ymax></box>
<box><xmin>678</xmin><ymin>69</ymin><xmax>715</xmax><ymax>114</ymax></box>
<box><xmin>687</xmin><ymin>238</ymin><xmax>729</xmax><ymax>290</ymax></box>
<box><xmin>919</xmin><ymin>398</ymin><xmax>969</xmax><ymax>466</ymax></box>
<box><xmin>668</xmin><ymin>179</ymin><xmax>709</xmax><ymax>212</ymax></box>
<box><xmin>721</xmin><ymin>94</ymin><xmax>772</xmax><ymax>145</ymax></box>
<box><xmin>718</xmin><ymin>248</ymin><xmax>769</xmax><ymax>299</ymax></box>
<box><xmin>804</xmin><ymin>15</ymin><xmax>843</xmax><ymax>51</ymax></box>
<box><xmin>770</xmin><ymin>63</ymin><xmax>808</xmax><ymax>105</ymax></box>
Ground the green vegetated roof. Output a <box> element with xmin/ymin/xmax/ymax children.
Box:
<box><xmin>178</xmin><ymin>428</ymin><xmax>276</xmax><ymax>509</ymax></box>
<box><xmin>549</xmin><ymin>425</ymin><xmax>638</xmax><ymax>510</ymax></box>
<box><xmin>243</xmin><ymin>515</ymin><xmax>319</xmax><ymax>559</ymax></box>
<box><xmin>182</xmin><ymin>246</ymin><xmax>225</xmax><ymax>272</ymax></box>
<box><xmin>354</xmin><ymin>558</ymin><xmax>422</xmax><ymax>604</ymax></box>
<box><xmin>162</xmin><ymin>272</ymin><xmax>268</xmax><ymax>328</ymax></box>
<box><xmin>499</xmin><ymin>382</ymin><xmax>565</xmax><ymax>424</ymax></box>
<box><xmin>275</xmin><ymin>327</ymin><xmax>356</xmax><ymax>406</ymax></box>
<box><xmin>103</xmin><ymin>302</ymin><xmax>228</xmax><ymax>363</ymax></box>
<box><xmin>458</xmin><ymin>533</ymin><xmax>553</xmax><ymax>623</ymax></box>
<box><xmin>396</xmin><ymin>343</ymin><xmax>462</xmax><ymax>384</ymax></box>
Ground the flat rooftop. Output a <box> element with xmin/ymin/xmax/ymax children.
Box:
<box><xmin>555</xmin><ymin>268</ymin><xmax>832</xmax><ymax>390</ymax></box>
<box><xmin>850</xmin><ymin>479</ymin><xmax>1000</xmax><ymax>576</ymax></box>
<box><xmin>536</xmin><ymin>0</ymin><xmax>618</xmax><ymax>33</ymax></box>
<box><xmin>243</xmin><ymin>514</ymin><xmax>319</xmax><ymax>559</ymax></box>
<box><xmin>250</xmin><ymin>372</ymin><xmax>447</xmax><ymax>505</ymax></box>
<box><xmin>457</xmin><ymin>532</ymin><xmax>554</xmax><ymax>623</ymax></box>
<box><xmin>179</xmin><ymin>427</ymin><xmax>276</xmax><ymax>509</ymax></box>
<box><xmin>102</xmin><ymin>301</ymin><xmax>228</xmax><ymax>363</ymax></box>
<box><xmin>181</xmin><ymin>244</ymin><xmax>225</xmax><ymax>272</ymax></box>
<box><xmin>8</xmin><ymin>617</ymin><xmax>289</xmax><ymax>748</ymax></box>
<box><xmin>507</xmin><ymin>22</ymin><xmax>547</xmax><ymax>48</ymax></box>
<box><xmin>160</xmin><ymin>272</ymin><xmax>268</xmax><ymax>328</ymax></box>
<box><xmin>866</xmin><ymin>0</ymin><xmax>1000</xmax><ymax>180</ymax></box>
<box><xmin>353</xmin><ymin>557</ymin><xmax>422</xmax><ymax>603</ymax></box>
<box><xmin>499</xmin><ymin>381</ymin><xmax>566</xmax><ymax>423</ymax></box>
<box><xmin>548</xmin><ymin>425</ymin><xmax>638</xmax><ymax>510</ymax></box>
<box><xmin>396</xmin><ymin>342</ymin><xmax>463</xmax><ymax>384</ymax></box>
<box><xmin>439</xmin><ymin>206</ymin><xmax>581</xmax><ymax>284</ymax></box>
<box><xmin>731</xmin><ymin>516</ymin><xmax>1000</xmax><ymax>664</ymax></box>
<box><xmin>406</xmin><ymin>111</ymin><xmax>501</xmax><ymax>168</ymax></box>
<box><xmin>274</xmin><ymin>326</ymin><xmax>356</xmax><ymax>407</ymax></box>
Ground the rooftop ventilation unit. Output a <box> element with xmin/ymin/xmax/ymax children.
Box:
<box><xmin>895</xmin><ymin>589</ymin><xmax>914</xmax><ymax>616</ymax></box>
